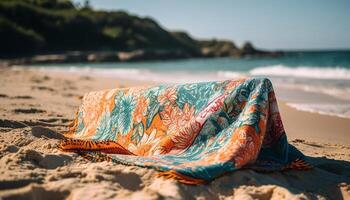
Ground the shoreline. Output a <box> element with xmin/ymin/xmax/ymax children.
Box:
<box><xmin>279</xmin><ymin>102</ymin><xmax>350</xmax><ymax>146</ymax></box>
<box><xmin>3</xmin><ymin>66</ymin><xmax>350</xmax><ymax>147</ymax></box>
<box><xmin>19</xmin><ymin>64</ymin><xmax>350</xmax><ymax>120</ymax></box>
<box><xmin>0</xmin><ymin>67</ymin><xmax>349</xmax><ymax>199</ymax></box>
<box><xmin>3</xmin><ymin>66</ymin><xmax>349</xmax><ymax>145</ymax></box>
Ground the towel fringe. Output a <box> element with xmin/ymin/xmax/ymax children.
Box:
<box><xmin>78</xmin><ymin>151</ymin><xmax>113</xmax><ymax>162</ymax></box>
<box><xmin>63</xmin><ymin>110</ymin><xmax>79</xmax><ymax>137</ymax></box>
<box><xmin>157</xmin><ymin>170</ymin><xmax>206</xmax><ymax>185</ymax></box>
<box><xmin>157</xmin><ymin>158</ymin><xmax>312</xmax><ymax>185</ymax></box>
<box><xmin>59</xmin><ymin>139</ymin><xmax>135</xmax><ymax>155</ymax></box>
<box><xmin>283</xmin><ymin>158</ymin><xmax>313</xmax><ymax>171</ymax></box>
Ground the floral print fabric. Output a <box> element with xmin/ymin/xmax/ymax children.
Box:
<box><xmin>60</xmin><ymin>78</ymin><xmax>309</xmax><ymax>183</ymax></box>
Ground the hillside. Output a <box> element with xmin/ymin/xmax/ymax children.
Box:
<box><xmin>0</xmin><ymin>0</ymin><xmax>281</xmax><ymax>63</ymax></box>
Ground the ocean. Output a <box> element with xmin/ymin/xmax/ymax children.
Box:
<box><xmin>28</xmin><ymin>50</ymin><xmax>350</xmax><ymax>118</ymax></box>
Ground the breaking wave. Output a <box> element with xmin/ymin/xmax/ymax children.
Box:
<box><xmin>249</xmin><ymin>65</ymin><xmax>350</xmax><ymax>80</ymax></box>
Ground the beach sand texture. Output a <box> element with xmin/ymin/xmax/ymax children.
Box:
<box><xmin>0</xmin><ymin>67</ymin><xmax>350</xmax><ymax>200</ymax></box>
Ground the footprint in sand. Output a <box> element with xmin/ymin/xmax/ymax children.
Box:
<box><xmin>0</xmin><ymin>94</ymin><xmax>9</xmax><ymax>98</ymax></box>
<box><xmin>0</xmin><ymin>119</ymin><xmax>27</xmax><ymax>128</ymax></box>
<box><xmin>79</xmin><ymin>76</ymin><xmax>93</xmax><ymax>81</ymax></box>
<box><xmin>4</xmin><ymin>145</ymin><xmax>19</xmax><ymax>153</ymax></box>
<box><xmin>0</xmin><ymin>179</ymin><xmax>42</xmax><ymax>191</ymax></box>
<box><xmin>0</xmin><ymin>119</ymin><xmax>68</xmax><ymax>129</ymax></box>
<box><xmin>62</xmin><ymin>93</ymin><xmax>79</xmax><ymax>98</ymax></box>
<box><xmin>30</xmin><ymin>75</ymin><xmax>51</xmax><ymax>84</ymax></box>
<box><xmin>31</xmin><ymin>86</ymin><xmax>55</xmax><ymax>92</ymax></box>
<box><xmin>12</xmin><ymin>95</ymin><xmax>34</xmax><ymax>99</ymax></box>
<box><xmin>31</xmin><ymin>126</ymin><xmax>65</xmax><ymax>139</ymax></box>
<box><xmin>37</xmin><ymin>118</ymin><xmax>69</xmax><ymax>123</ymax></box>
<box><xmin>63</xmin><ymin>86</ymin><xmax>78</xmax><ymax>91</ymax></box>
<box><xmin>291</xmin><ymin>139</ymin><xmax>306</xmax><ymax>143</ymax></box>
<box><xmin>24</xmin><ymin>149</ymin><xmax>72</xmax><ymax>169</ymax></box>
<box><xmin>0</xmin><ymin>183</ymin><xmax>70</xmax><ymax>200</ymax></box>
<box><xmin>20</xmin><ymin>120</ymin><xmax>62</xmax><ymax>127</ymax></box>
<box><xmin>13</xmin><ymin>108</ymin><xmax>46</xmax><ymax>114</ymax></box>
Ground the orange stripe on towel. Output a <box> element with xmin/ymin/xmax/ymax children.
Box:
<box><xmin>157</xmin><ymin>170</ymin><xmax>206</xmax><ymax>185</ymax></box>
<box><xmin>59</xmin><ymin>139</ymin><xmax>135</xmax><ymax>155</ymax></box>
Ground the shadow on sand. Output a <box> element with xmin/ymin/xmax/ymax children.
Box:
<box><xmin>177</xmin><ymin>156</ymin><xmax>350</xmax><ymax>199</ymax></box>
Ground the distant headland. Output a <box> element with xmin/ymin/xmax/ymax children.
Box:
<box><xmin>0</xmin><ymin>0</ymin><xmax>282</xmax><ymax>65</ymax></box>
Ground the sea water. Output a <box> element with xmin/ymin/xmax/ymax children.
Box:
<box><xmin>29</xmin><ymin>50</ymin><xmax>350</xmax><ymax>118</ymax></box>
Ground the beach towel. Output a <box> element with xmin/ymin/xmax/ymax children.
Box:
<box><xmin>59</xmin><ymin>78</ymin><xmax>311</xmax><ymax>184</ymax></box>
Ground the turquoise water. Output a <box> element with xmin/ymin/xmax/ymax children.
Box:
<box><xmin>35</xmin><ymin>50</ymin><xmax>350</xmax><ymax>72</ymax></box>
<box><xmin>30</xmin><ymin>50</ymin><xmax>350</xmax><ymax>118</ymax></box>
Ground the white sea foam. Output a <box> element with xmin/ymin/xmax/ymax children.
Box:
<box><xmin>31</xmin><ymin>66</ymin><xmax>222</xmax><ymax>83</ymax></box>
<box><xmin>274</xmin><ymin>83</ymin><xmax>350</xmax><ymax>101</ymax></box>
<box><xmin>35</xmin><ymin>66</ymin><xmax>144</xmax><ymax>76</ymax></box>
<box><xmin>217</xmin><ymin>71</ymin><xmax>246</xmax><ymax>79</ymax></box>
<box><xmin>28</xmin><ymin>64</ymin><xmax>350</xmax><ymax>82</ymax></box>
<box><xmin>23</xmin><ymin>65</ymin><xmax>350</xmax><ymax>118</ymax></box>
<box><xmin>28</xmin><ymin>66</ymin><xmax>350</xmax><ymax>100</ymax></box>
<box><xmin>249</xmin><ymin>65</ymin><xmax>350</xmax><ymax>80</ymax></box>
<box><xmin>286</xmin><ymin>103</ymin><xmax>350</xmax><ymax>119</ymax></box>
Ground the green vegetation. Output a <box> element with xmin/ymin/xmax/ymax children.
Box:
<box><xmin>0</xmin><ymin>0</ymin><xmax>201</xmax><ymax>58</ymax></box>
<box><xmin>102</xmin><ymin>27</ymin><xmax>123</xmax><ymax>39</ymax></box>
<box><xmin>0</xmin><ymin>0</ymin><xmax>280</xmax><ymax>61</ymax></box>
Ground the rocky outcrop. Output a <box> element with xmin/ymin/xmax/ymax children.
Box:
<box><xmin>198</xmin><ymin>40</ymin><xmax>283</xmax><ymax>58</ymax></box>
<box><xmin>240</xmin><ymin>42</ymin><xmax>283</xmax><ymax>57</ymax></box>
<box><xmin>198</xmin><ymin>39</ymin><xmax>240</xmax><ymax>57</ymax></box>
<box><xmin>2</xmin><ymin>43</ymin><xmax>284</xmax><ymax>65</ymax></box>
<box><xmin>118</xmin><ymin>49</ymin><xmax>191</xmax><ymax>62</ymax></box>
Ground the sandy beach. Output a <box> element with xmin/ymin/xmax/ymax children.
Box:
<box><xmin>0</xmin><ymin>66</ymin><xmax>350</xmax><ymax>200</ymax></box>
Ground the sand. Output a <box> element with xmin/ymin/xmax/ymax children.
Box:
<box><xmin>0</xmin><ymin>66</ymin><xmax>349</xmax><ymax>200</ymax></box>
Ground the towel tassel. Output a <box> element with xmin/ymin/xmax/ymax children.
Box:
<box><xmin>157</xmin><ymin>170</ymin><xmax>206</xmax><ymax>185</ymax></box>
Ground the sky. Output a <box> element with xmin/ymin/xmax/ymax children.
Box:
<box><xmin>74</xmin><ymin>0</ymin><xmax>350</xmax><ymax>50</ymax></box>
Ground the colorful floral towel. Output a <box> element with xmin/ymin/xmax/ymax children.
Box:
<box><xmin>59</xmin><ymin>78</ymin><xmax>311</xmax><ymax>184</ymax></box>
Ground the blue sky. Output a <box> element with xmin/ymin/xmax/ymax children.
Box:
<box><xmin>74</xmin><ymin>0</ymin><xmax>350</xmax><ymax>50</ymax></box>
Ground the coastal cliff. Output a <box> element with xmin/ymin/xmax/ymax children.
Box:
<box><xmin>0</xmin><ymin>0</ymin><xmax>282</xmax><ymax>64</ymax></box>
